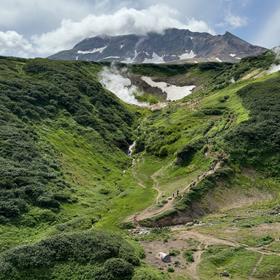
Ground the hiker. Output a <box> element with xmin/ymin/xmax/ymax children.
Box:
<box><xmin>177</xmin><ymin>190</ymin><xmax>179</xmax><ymax>196</ymax></box>
<box><xmin>133</xmin><ymin>215</ymin><xmax>138</xmax><ymax>223</ymax></box>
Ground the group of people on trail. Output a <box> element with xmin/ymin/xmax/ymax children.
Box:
<box><xmin>172</xmin><ymin>190</ymin><xmax>180</xmax><ymax>198</ymax></box>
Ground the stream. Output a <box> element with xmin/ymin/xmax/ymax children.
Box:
<box><xmin>128</xmin><ymin>141</ymin><xmax>136</xmax><ymax>156</ymax></box>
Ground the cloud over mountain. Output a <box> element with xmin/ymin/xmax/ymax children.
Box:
<box><xmin>0</xmin><ymin>5</ymin><xmax>214</xmax><ymax>57</ymax></box>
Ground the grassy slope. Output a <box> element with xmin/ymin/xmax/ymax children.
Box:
<box><xmin>0</xmin><ymin>53</ymin><xmax>280</xmax><ymax>279</ymax></box>
<box><xmin>128</xmin><ymin>57</ymin><xmax>280</xmax><ymax>279</ymax></box>
<box><xmin>0</xmin><ymin>57</ymin><xmax>160</xmax><ymax>279</ymax></box>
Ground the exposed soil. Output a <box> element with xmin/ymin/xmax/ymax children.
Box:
<box><xmin>141</xmin><ymin>229</ymin><xmax>235</xmax><ymax>280</ymax></box>
<box><xmin>140</xmin><ymin>227</ymin><xmax>280</xmax><ymax>280</ymax></box>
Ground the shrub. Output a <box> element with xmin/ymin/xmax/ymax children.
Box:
<box><xmin>175</xmin><ymin>138</ymin><xmax>205</xmax><ymax>166</ymax></box>
<box><xmin>0</xmin><ymin>57</ymin><xmax>136</xmax><ymax>222</ymax></box>
<box><xmin>225</xmin><ymin>76</ymin><xmax>280</xmax><ymax>176</ymax></box>
<box><xmin>167</xmin><ymin>267</ymin><xmax>174</xmax><ymax>273</ymax></box>
<box><xmin>169</xmin><ymin>249</ymin><xmax>180</xmax><ymax>256</ymax></box>
<box><xmin>99</xmin><ymin>188</ymin><xmax>110</xmax><ymax>195</ymax></box>
<box><xmin>184</xmin><ymin>250</ymin><xmax>194</xmax><ymax>262</ymax></box>
<box><xmin>104</xmin><ymin>258</ymin><xmax>134</xmax><ymax>279</ymax></box>
<box><xmin>0</xmin><ymin>231</ymin><xmax>139</xmax><ymax>280</ymax></box>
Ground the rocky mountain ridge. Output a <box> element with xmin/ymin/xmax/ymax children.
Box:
<box><xmin>49</xmin><ymin>28</ymin><xmax>266</xmax><ymax>63</ymax></box>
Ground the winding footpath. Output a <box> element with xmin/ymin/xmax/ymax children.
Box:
<box><xmin>131</xmin><ymin>158</ymin><xmax>224</xmax><ymax>224</ymax></box>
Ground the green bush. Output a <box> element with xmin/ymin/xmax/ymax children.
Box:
<box><xmin>225</xmin><ymin>76</ymin><xmax>280</xmax><ymax>176</ymax></box>
<box><xmin>0</xmin><ymin>231</ymin><xmax>139</xmax><ymax>280</ymax></box>
<box><xmin>184</xmin><ymin>250</ymin><xmax>194</xmax><ymax>262</ymax></box>
<box><xmin>103</xmin><ymin>258</ymin><xmax>134</xmax><ymax>279</ymax></box>
<box><xmin>175</xmin><ymin>138</ymin><xmax>205</xmax><ymax>166</ymax></box>
<box><xmin>167</xmin><ymin>267</ymin><xmax>174</xmax><ymax>273</ymax></box>
<box><xmin>0</xmin><ymin>57</ymin><xmax>136</xmax><ymax>222</ymax></box>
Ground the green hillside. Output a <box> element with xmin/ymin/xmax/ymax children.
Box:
<box><xmin>0</xmin><ymin>53</ymin><xmax>280</xmax><ymax>280</ymax></box>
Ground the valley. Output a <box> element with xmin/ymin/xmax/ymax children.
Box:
<box><xmin>0</xmin><ymin>50</ymin><xmax>280</xmax><ymax>280</ymax></box>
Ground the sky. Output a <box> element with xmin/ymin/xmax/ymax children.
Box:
<box><xmin>0</xmin><ymin>0</ymin><xmax>279</xmax><ymax>57</ymax></box>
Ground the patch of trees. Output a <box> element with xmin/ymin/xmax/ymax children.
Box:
<box><xmin>0</xmin><ymin>231</ymin><xmax>139</xmax><ymax>280</ymax></box>
<box><xmin>0</xmin><ymin>58</ymin><xmax>136</xmax><ymax>222</ymax></box>
<box><xmin>225</xmin><ymin>75</ymin><xmax>280</xmax><ymax>176</ymax></box>
<box><xmin>175</xmin><ymin>138</ymin><xmax>205</xmax><ymax>166</ymax></box>
<box><xmin>0</xmin><ymin>105</ymin><xmax>69</xmax><ymax>223</ymax></box>
<box><xmin>210</xmin><ymin>51</ymin><xmax>275</xmax><ymax>90</ymax></box>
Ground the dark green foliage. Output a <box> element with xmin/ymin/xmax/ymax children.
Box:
<box><xmin>0</xmin><ymin>108</ymin><xmax>64</xmax><ymax>221</ymax></box>
<box><xmin>169</xmin><ymin>249</ymin><xmax>180</xmax><ymax>256</ymax></box>
<box><xmin>230</xmin><ymin>51</ymin><xmax>275</xmax><ymax>80</ymax></box>
<box><xmin>103</xmin><ymin>258</ymin><xmax>134</xmax><ymax>279</ymax></box>
<box><xmin>184</xmin><ymin>250</ymin><xmax>194</xmax><ymax>262</ymax></box>
<box><xmin>208</xmin><ymin>51</ymin><xmax>275</xmax><ymax>90</ymax></box>
<box><xmin>127</xmin><ymin>63</ymin><xmax>195</xmax><ymax>77</ymax></box>
<box><xmin>21</xmin><ymin>59</ymin><xmax>134</xmax><ymax>149</ymax></box>
<box><xmin>176</xmin><ymin>138</ymin><xmax>205</xmax><ymax>166</ymax></box>
<box><xmin>257</xmin><ymin>235</ymin><xmax>274</xmax><ymax>246</ymax></box>
<box><xmin>198</xmin><ymin>62</ymin><xmax>232</xmax><ymax>71</ymax></box>
<box><xmin>0</xmin><ymin>57</ymin><xmax>135</xmax><ymax>222</ymax></box>
<box><xmin>201</xmin><ymin>107</ymin><xmax>225</xmax><ymax>116</ymax></box>
<box><xmin>225</xmin><ymin>75</ymin><xmax>280</xmax><ymax>175</ymax></box>
<box><xmin>167</xmin><ymin>267</ymin><xmax>174</xmax><ymax>273</ymax></box>
<box><xmin>0</xmin><ymin>231</ymin><xmax>139</xmax><ymax>280</ymax></box>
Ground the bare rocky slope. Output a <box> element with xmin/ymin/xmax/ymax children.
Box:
<box><xmin>49</xmin><ymin>28</ymin><xmax>266</xmax><ymax>63</ymax></box>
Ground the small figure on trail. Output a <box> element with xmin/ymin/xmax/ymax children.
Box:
<box><xmin>133</xmin><ymin>215</ymin><xmax>138</xmax><ymax>224</ymax></box>
<box><xmin>177</xmin><ymin>190</ymin><xmax>179</xmax><ymax>197</ymax></box>
<box><xmin>172</xmin><ymin>193</ymin><xmax>175</xmax><ymax>198</ymax></box>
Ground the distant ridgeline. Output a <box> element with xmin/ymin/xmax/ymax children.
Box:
<box><xmin>49</xmin><ymin>28</ymin><xmax>266</xmax><ymax>63</ymax></box>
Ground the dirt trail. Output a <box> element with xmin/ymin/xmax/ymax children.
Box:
<box><xmin>175</xmin><ymin>229</ymin><xmax>237</xmax><ymax>247</ymax></box>
<box><xmin>175</xmin><ymin>228</ymin><xmax>280</xmax><ymax>280</ymax></box>
<box><xmin>141</xmin><ymin>229</ymin><xmax>236</xmax><ymax>280</ymax></box>
<box><xmin>141</xmin><ymin>228</ymin><xmax>279</xmax><ymax>280</ymax></box>
<box><xmin>133</xmin><ymin>163</ymin><xmax>173</xmax><ymax>221</ymax></box>
<box><xmin>188</xmin><ymin>244</ymin><xmax>204</xmax><ymax>280</ymax></box>
<box><xmin>249</xmin><ymin>255</ymin><xmax>263</xmax><ymax>280</ymax></box>
<box><xmin>134</xmin><ymin>159</ymin><xmax>223</xmax><ymax>223</ymax></box>
<box><xmin>175</xmin><ymin>228</ymin><xmax>280</xmax><ymax>257</ymax></box>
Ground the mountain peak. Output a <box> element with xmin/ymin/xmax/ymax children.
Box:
<box><xmin>50</xmin><ymin>29</ymin><xmax>266</xmax><ymax>63</ymax></box>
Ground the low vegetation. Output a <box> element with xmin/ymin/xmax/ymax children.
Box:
<box><xmin>0</xmin><ymin>52</ymin><xmax>279</xmax><ymax>280</ymax></box>
<box><xmin>0</xmin><ymin>230</ymin><xmax>139</xmax><ymax>280</ymax></box>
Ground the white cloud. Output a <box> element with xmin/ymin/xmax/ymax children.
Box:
<box><xmin>225</xmin><ymin>14</ymin><xmax>247</xmax><ymax>28</ymax></box>
<box><xmin>0</xmin><ymin>5</ymin><xmax>214</xmax><ymax>57</ymax></box>
<box><xmin>0</xmin><ymin>30</ymin><xmax>33</xmax><ymax>57</ymax></box>
<box><xmin>32</xmin><ymin>5</ymin><xmax>214</xmax><ymax>56</ymax></box>
<box><xmin>185</xmin><ymin>18</ymin><xmax>215</xmax><ymax>34</ymax></box>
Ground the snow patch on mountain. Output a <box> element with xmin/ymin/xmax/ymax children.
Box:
<box><xmin>179</xmin><ymin>50</ymin><xmax>196</xmax><ymax>60</ymax></box>
<box><xmin>102</xmin><ymin>56</ymin><xmax>120</xmax><ymax>60</ymax></box>
<box><xmin>141</xmin><ymin>76</ymin><xmax>195</xmax><ymax>100</ymax></box>
<box><xmin>77</xmin><ymin>46</ymin><xmax>107</xmax><ymax>54</ymax></box>
<box><xmin>143</xmin><ymin>52</ymin><xmax>165</xmax><ymax>64</ymax></box>
<box><xmin>121</xmin><ymin>50</ymin><xmax>139</xmax><ymax>63</ymax></box>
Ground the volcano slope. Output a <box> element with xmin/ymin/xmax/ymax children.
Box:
<box><xmin>0</xmin><ymin>51</ymin><xmax>280</xmax><ymax>280</ymax></box>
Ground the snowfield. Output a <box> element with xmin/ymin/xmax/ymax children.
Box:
<box><xmin>141</xmin><ymin>76</ymin><xmax>195</xmax><ymax>101</ymax></box>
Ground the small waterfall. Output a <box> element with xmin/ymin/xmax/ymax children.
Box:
<box><xmin>128</xmin><ymin>141</ymin><xmax>136</xmax><ymax>156</ymax></box>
